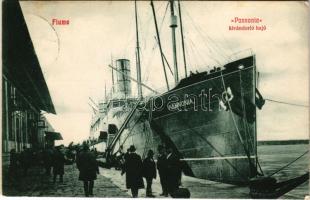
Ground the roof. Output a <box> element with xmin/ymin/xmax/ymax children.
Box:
<box><xmin>45</xmin><ymin>131</ymin><xmax>63</xmax><ymax>140</ymax></box>
<box><xmin>2</xmin><ymin>0</ymin><xmax>56</xmax><ymax>114</ymax></box>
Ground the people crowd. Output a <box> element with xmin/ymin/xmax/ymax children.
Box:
<box><xmin>7</xmin><ymin>142</ymin><xmax>99</xmax><ymax>197</ymax></box>
<box><xmin>8</xmin><ymin>142</ymin><xmax>184</xmax><ymax>198</ymax></box>
<box><xmin>8</xmin><ymin>145</ymin><xmax>73</xmax><ymax>181</ymax></box>
<box><xmin>119</xmin><ymin>144</ymin><xmax>183</xmax><ymax>198</ymax></box>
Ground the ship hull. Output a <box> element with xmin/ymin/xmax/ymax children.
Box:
<box><xmin>109</xmin><ymin>56</ymin><xmax>257</xmax><ymax>184</ymax></box>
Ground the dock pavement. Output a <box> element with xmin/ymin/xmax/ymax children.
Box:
<box><xmin>2</xmin><ymin>164</ymin><xmax>130</xmax><ymax>197</ymax></box>
<box><xmin>101</xmin><ymin>168</ymin><xmax>250</xmax><ymax>198</ymax></box>
<box><xmin>2</xmin><ymin>163</ymin><xmax>307</xmax><ymax>198</ymax></box>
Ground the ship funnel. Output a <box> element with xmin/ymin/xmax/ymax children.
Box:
<box><xmin>115</xmin><ymin>59</ymin><xmax>131</xmax><ymax>98</ymax></box>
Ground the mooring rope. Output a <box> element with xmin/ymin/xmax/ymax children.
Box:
<box><xmin>219</xmin><ymin>70</ymin><xmax>254</xmax><ymax>165</ymax></box>
<box><xmin>268</xmin><ymin>150</ymin><xmax>309</xmax><ymax>177</ymax></box>
<box><xmin>265</xmin><ymin>99</ymin><xmax>308</xmax><ymax>108</ymax></box>
<box><xmin>172</xmin><ymin>116</ymin><xmax>248</xmax><ymax>181</ymax></box>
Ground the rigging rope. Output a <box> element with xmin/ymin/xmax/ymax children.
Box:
<box><xmin>219</xmin><ymin>71</ymin><xmax>253</xmax><ymax>161</ymax></box>
<box><xmin>138</xmin><ymin>1</ymin><xmax>168</xmax><ymax>84</ymax></box>
<box><xmin>174</xmin><ymin>116</ymin><xmax>248</xmax><ymax>181</ymax></box>
<box><xmin>268</xmin><ymin>150</ymin><xmax>309</xmax><ymax>177</ymax></box>
<box><xmin>238</xmin><ymin>70</ymin><xmax>264</xmax><ymax>176</ymax></box>
<box><xmin>265</xmin><ymin>99</ymin><xmax>308</xmax><ymax>108</ymax></box>
<box><xmin>182</xmin><ymin>7</ymin><xmax>230</xmax><ymax>64</ymax></box>
<box><xmin>115</xmin><ymin>112</ymin><xmax>145</xmax><ymax>153</ymax></box>
<box><xmin>186</xmin><ymin>30</ymin><xmax>222</xmax><ymax>67</ymax></box>
<box><xmin>184</xmin><ymin>41</ymin><xmax>193</xmax><ymax>71</ymax></box>
<box><xmin>159</xmin><ymin>2</ymin><xmax>169</xmax><ymax>34</ymax></box>
<box><xmin>219</xmin><ymin>70</ymin><xmax>258</xmax><ymax>177</ymax></box>
<box><xmin>238</xmin><ymin>71</ymin><xmax>255</xmax><ymax>157</ymax></box>
<box><xmin>220</xmin><ymin>33</ymin><xmax>235</xmax><ymax>61</ymax></box>
<box><xmin>142</xmin><ymin>90</ymin><xmax>247</xmax><ymax>180</ymax></box>
<box><xmin>257</xmin><ymin>158</ymin><xmax>264</xmax><ymax>176</ymax></box>
<box><xmin>186</xmin><ymin>39</ymin><xmax>201</xmax><ymax>69</ymax></box>
<box><xmin>142</xmin><ymin>2</ymin><xmax>169</xmax><ymax>84</ymax></box>
<box><xmin>187</xmin><ymin>37</ymin><xmax>211</xmax><ymax>68</ymax></box>
<box><xmin>142</xmin><ymin>122</ymin><xmax>152</xmax><ymax>159</ymax></box>
<box><xmin>150</xmin><ymin>0</ymin><xmax>170</xmax><ymax>90</ymax></box>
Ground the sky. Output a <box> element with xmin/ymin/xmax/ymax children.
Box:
<box><xmin>20</xmin><ymin>1</ymin><xmax>309</xmax><ymax>145</ymax></box>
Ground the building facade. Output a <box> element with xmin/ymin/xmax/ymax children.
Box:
<box><xmin>2</xmin><ymin>0</ymin><xmax>56</xmax><ymax>154</ymax></box>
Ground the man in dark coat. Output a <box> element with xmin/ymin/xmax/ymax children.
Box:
<box><xmin>157</xmin><ymin>145</ymin><xmax>168</xmax><ymax>197</ymax></box>
<box><xmin>120</xmin><ymin>148</ymin><xmax>130</xmax><ymax>173</ymax></box>
<box><xmin>52</xmin><ymin>146</ymin><xmax>66</xmax><ymax>183</ymax></box>
<box><xmin>142</xmin><ymin>150</ymin><xmax>156</xmax><ymax>197</ymax></box>
<box><xmin>43</xmin><ymin>146</ymin><xmax>54</xmax><ymax>176</ymax></box>
<box><xmin>19</xmin><ymin>146</ymin><xmax>31</xmax><ymax>176</ymax></box>
<box><xmin>76</xmin><ymin>143</ymin><xmax>99</xmax><ymax>197</ymax></box>
<box><xmin>9</xmin><ymin>149</ymin><xmax>19</xmax><ymax>183</ymax></box>
<box><xmin>124</xmin><ymin>148</ymin><xmax>130</xmax><ymax>161</ymax></box>
<box><xmin>166</xmin><ymin>146</ymin><xmax>182</xmax><ymax>196</ymax></box>
<box><xmin>122</xmin><ymin>145</ymin><xmax>144</xmax><ymax>198</ymax></box>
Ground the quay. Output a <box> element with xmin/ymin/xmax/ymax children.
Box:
<box><xmin>101</xmin><ymin>168</ymin><xmax>250</xmax><ymax>198</ymax></box>
<box><xmin>2</xmin><ymin>1</ymin><xmax>308</xmax><ymax>199</ymax></box>
<box><xmin>2</xmin><ymin>159</ymin><xmax>249</xmax><ymax>198</ymax></box>
<box><xmin>1</xmin><ymin>162</ymin><xmax>251</xmax><ymax>198</ymax></box>
<box><xmin>3</xmin><ymin>165</ymin><xmax>306</xmax><ymax>198</ymax></box>
<box><xmin>3</xmin><ymin>144</ymin><xmax>307</xmax><ymax>198</ymax></box>
<box><xmin>103</xmin><ymin>165</ymin><xmax>308</xmax><ymax>199</ymax></box>
<box><xmin>2</xmin><ymin>164</ymin><xmax>129</xmax><ymax>197</ymax></box>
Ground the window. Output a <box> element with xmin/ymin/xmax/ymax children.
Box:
<box><xmin>22</xmin><ymin>115</ymin><xmax>27</xmax><ymax>143</ymax></box>
<box><xmin>16</xmin><ymin>117</ymin><xmax>20</xmax><ymax>142</ymax></box>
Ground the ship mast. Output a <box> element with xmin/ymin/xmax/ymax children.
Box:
<box><xmin>135</xmin><ymin>0</ymin><xmax>143</xmax><ymax>100</ymax></box>
<box><xmin>111</xmin><ymin>55</ymin><xmax>115</xmax><ymax>93</ymax></box>
<box><xmin>170</xmin><ymin>0</ymin><xmax>179</xmax><ymax>85</ymax></box>
<box><xmin>104</xmin><ymin>82</ymin><xmax>107</xmax><ymax>102</ymax></box>
<box><xmin>178</xmin><ymin>0</ymin><xmax>188</xmax><ymax>78</ymax></box>
<box><xmin>151</xmin><ymin>0</ymin><xmax>170</xmax><ymax>90</ymax></box>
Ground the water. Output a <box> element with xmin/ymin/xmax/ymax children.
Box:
<box><xmin>181</xmin><ymin>144</ymin><xmax>309</xmax><ymax>198</ymax></box>
<box><xmin>258</xmin><ymin>144</ymin><xmax>309</xmax><ymax>199</ymax></box>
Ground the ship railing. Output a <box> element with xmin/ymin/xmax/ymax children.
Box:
<box><xmin>228</xmin><ymin>48</ymin><xmax>254</xmax><ymax>62</ymax></box>
<box><xmin>143</xmin><ymin>85</ymin><xmax>170</xmax><ymax>97</ymax></box>
<box><xmin>104</xmin><ymin>97</ymin><xmax>137</xmax><ymax>114</ymax></box>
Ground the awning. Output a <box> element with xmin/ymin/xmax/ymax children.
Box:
<box><xmin>45</xmin><ymin>131</ymin><xmax>63</xmax><ymax>140</ymax></box>
<box><xmin>2</xmin><ymin>0</ymin><xmax>56</xmax><ymax>114</ymax></box>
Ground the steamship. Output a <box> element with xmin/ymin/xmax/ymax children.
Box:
<box><xmin>90</xmin><ymin>0</ymin><xmax>258</xmax><ymax>184</ymax></box>
<box><xmin>93</xmin><ymin>56</ymin><xmax>258</xmax><ymax>184</ymax></box>
<box><xmin>90</xmin><ymin>1</ymin><xmax>308</xmax><ymax>192</ymax></box>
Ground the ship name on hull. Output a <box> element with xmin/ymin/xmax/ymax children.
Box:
<box><xmin>138</xmin><ymin>87</ymin><xmax>234</xmax><ymax>112</ymax></box>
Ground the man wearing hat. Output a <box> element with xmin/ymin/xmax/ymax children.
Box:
<box><xmin>76</xmin><ymin>142</ymin><xmax>99</xmax><ymax>197</ymax></box>
<box><xmin>122</xmin><ymin>145</ymin><xmax>144</xmax><ymax>198</ymax></box>
<box><xmin>52</xmin><ymin>145</ymin><xmax>66</xmax><ymax>183</ymax></box>
<box><xmin>142</xmin><ymin>149</ymin><xmax>156</xmax><ymax>197</ymax></box>
<box><xmin>157</xmin><ymin>145</ymin><xmax>168</xmax><ymax>197</ymax></box>
<box><xmin>166</xmin><ymin>146</ymin><xmax>182</xmax><ymax>196</ymax></box>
